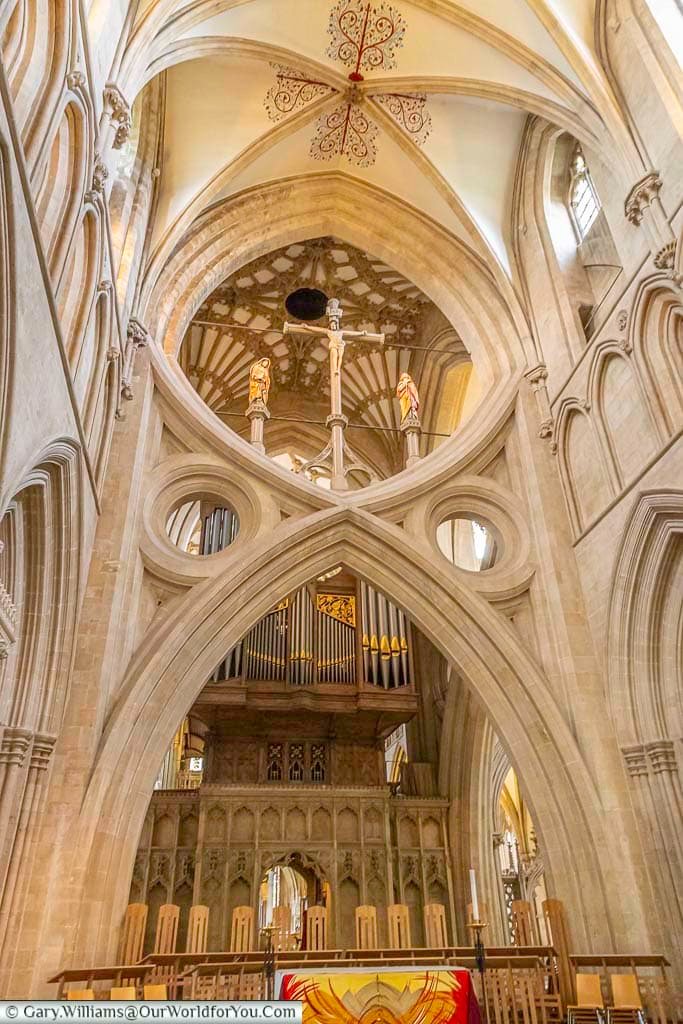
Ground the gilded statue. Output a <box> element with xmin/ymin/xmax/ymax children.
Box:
<box><xmin>396</xmin><ymin>372</ymin><xmax>419</xmax><ymax>423</ymax></box>
<box><xmin>248</xmin><ymin>357</ymin><xmax>271</xmax><ymax>405</ymax></box>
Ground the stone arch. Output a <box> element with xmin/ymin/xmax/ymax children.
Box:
<box><xmin>140</xmin><ymin>174</ymin><xmax>531</xmax><ymax>390</ymax></box>
<box><xmin>555</xmin><ymin>400</ymin><xmax>613</xmax><ymax>534</ymax></box>
<box><xmin>0</xmin><ymin>439</ymin><xmax>82</xmax><ymax>962</ymax></box>
<box><xmin>590</xmin><ymin>345</ymin><xmax>659</xmax><ymax>488</ymax></box>
<box><xmin>33</xmin><ymin>505</ymin><xmax>656</xmax><ymax>985</ymax></box>
<box><xmin>1</xmin><ymin>0</ymin><xmax>72</xmax><ymax>165</ymax></box>
<box><xmin>57</xmin><ymin>206</ymin><xmax>101</xmax><ymax>368</ymax></box>
<box><xmin>606</xmin><ymin>489</ymin><xmax>683</xmax><ymax>970</ymax></box>
<box><xmin>34</xmin><ymin>97</ymin><xmax>90</xmax><ymax>284</ymax></box>
<box><xmin>628</xmin><ymin>279</ymin><xmax>683</xmax><ymax>437</ymax></box>
<box><xmin>0</xmin><ymin>135</ymin><xmax>14</xmax><ymax>476</ymax></box>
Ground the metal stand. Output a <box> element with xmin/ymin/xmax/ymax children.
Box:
<box><xmin>468</xmin><ymin>921</ymin><xmax>489</xmax><ymax>1024</ymax></box>
<box><xmin>261</xmin><ymin>926</ymin><xmax>276</xmax><ymax>1001</ymax></box>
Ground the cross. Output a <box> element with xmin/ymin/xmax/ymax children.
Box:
<box><xmin>283</xmin><ymin>298</ymin><xmax>385</xmax><ymax>489</ymax></box>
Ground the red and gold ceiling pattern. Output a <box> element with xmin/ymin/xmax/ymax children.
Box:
<box><xmin>263</xmin><ymin>1</ymin><xmax>431</xmax><ymax>167</ymax></box>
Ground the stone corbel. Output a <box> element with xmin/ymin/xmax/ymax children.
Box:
<box><xmin>30</xmin><ymin>733</ymin><xmax>57</xmax><ymax>772</ymax></box>
<box><xmin>524</xmin><ymin>364</ymin><xmax>554</xmax><ymax>440</ymax></box>
<box><xmin>645</xmin><ymin>739</ymin><xmax>678</xmax><ymax>775</ymax></box>
<box><xmin>624</xmin><ymin>172</ymin><xmax>676</xmax><ymax>259</ymax></box>
<box><xmin>653</xmin><ymin>240</ymin><xmax>682</xmax><ymax>289</ymax></box>
<box><xmin>0</xmin><ymin>727</ymin><xmax>33</xmax><ymax>768</ymax></box>
<box><xmin>103</xmin><ymin>82</ymin><xmax>132</xmax><ymax>150</ymax></box>
<box><xmin>92</xmin><ymin>153</ymin><xmax>109</xmax><ymax>194</ymax></box>
<box><xmin>622</xmin><ymin>743</ymin><xmax>648</xmax><ymax>778</ymax></box>
<box><xmin>121</xmin><ymin>318</ymin><xmax>149</xmax><ymax>401</ymax></box>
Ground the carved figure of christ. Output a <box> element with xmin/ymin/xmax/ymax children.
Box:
<box><xmin>283</xmin><ymin>302</ymin><xmax>385</xmax><ymax>488</ymax></box>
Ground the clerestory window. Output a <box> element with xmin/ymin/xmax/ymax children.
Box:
<box><xmin>568</xmin><ymin>145</ymin><xmax>601</xmax><ymax>238</ymax></box>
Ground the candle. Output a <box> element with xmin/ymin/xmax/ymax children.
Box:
<box><xmin>469</xmin><ymin>868</ymin><xmax>480</xmax><ymax>923</ymax></box>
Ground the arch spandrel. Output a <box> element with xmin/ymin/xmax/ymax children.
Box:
<box><xmin>48</xmin><ymin>504</ymin><xmax>658</xmax><ymax>977</ymax></box>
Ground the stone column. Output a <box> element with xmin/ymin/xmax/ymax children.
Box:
<box><xmin>524</xmin><ymin>364</ymin><xmax>553</xmax><ymax>440</ymax></box>
<box><xmin>327</xmin><ymin>412</ymin><xmax>349</xmax><ymax>490</ymax></box>
<box><xmin>121</xmin><ymin>318</ymin><xmax>148</xmax><ymax>402</ymax></box>
<box><xmin>400</xmin><ymin>412</ymin><xmax>422</xmax><ymax>469</ymax></box>
<box><xmin>245</xmin><ymin>399</ymin><xmax>270</xmax><ymax>454</ymax></box>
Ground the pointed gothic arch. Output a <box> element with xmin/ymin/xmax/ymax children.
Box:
<box><xmin>33</xmin><ymin>504</ymin><xmax>657</xmax><ymax>983</ymax></box>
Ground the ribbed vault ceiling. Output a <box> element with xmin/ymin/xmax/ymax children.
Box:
<box><xmin>179</xmin><ymin>236</ymin><xmax>471</xmax><ymax>478</ymax></box>
<box><xmin>123</xmin><ymin>0</ymin><xmax>609</xmax><ymax>282</ymax></box>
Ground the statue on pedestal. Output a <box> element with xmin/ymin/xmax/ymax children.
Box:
<box><xmin>249</xmin><ymin>357</ymin><xmax>271</xmax><ymax>406</ymax></box>
<box><xmin>397</xmin><ymin>372</ymin><xmax>419</xmax><ymax>423</ymax></box>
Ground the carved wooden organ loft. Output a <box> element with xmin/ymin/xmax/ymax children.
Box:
<box><xmin>201</xmin><ymin>506</ymin><xmax>413</xmax><ymax>693</ymax></box>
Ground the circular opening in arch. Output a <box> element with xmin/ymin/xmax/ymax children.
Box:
<box><xmin>166</xmin><ymin>496</ymin><xmax>240</xmax><ymax>555</ymax></box>
<box><xmin>436</xmin><ymin>515</ymin><xmax>498</xmax><ymax>572</ymax></box>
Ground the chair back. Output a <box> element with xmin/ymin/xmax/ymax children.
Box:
<box><xmin>305</xmin><ymin>906</ymin><xmax>327</xmax><ymax>951</ymax></box>
<box><xmin>576</xmin><ymin>973</ymin><xmax>604</xmax><ymax>1008</ymax></box>
<box><xmin>612</xmin><ymin>975</ymin><xmax>642</xmax><ymax>1009</ymax></box>
<box><xmin>154</xmin><ymin>904</ymin><xmax>179</xmax><ymax>954</ymax></box>
<box><xmin>186</xmin><ymin>905</ymin><xmax>209</xmax><ymax>954</ymax></box>
<box><xmin>424</xmin><ymin>903</ymin><xmax>448</xmax><ymax>947</ymax></box>
<box><xmin>143</xmin><ymin>985</ymin><xmax>168</xmax><ymax>1000</ymax></box>
<box><xmin>67</xmin><ymin>991</ymin><xmax>94</xmax><ymax>1000</ymax></box>
<box><xmin>230</xmin><ymin>906</ymin><xmax>254</xmax><ymax>953</ymax></box>
<box><xmin>110</xmin><ymin>987</ymin><xmax>136</xmax><ymax>1000</ymax></box>
<box><xmin>355</xmin><ymin>905</ymin><xmax>378</xmax><ymax>950</ymax></box>
<box><xmin>387</xmin><ymin>904</ymin><xmax>411</xmax><ymax>949</ymax></box>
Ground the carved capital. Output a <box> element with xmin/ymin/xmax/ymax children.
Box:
<box><xmin>98</xmin><ymin>279</ymin><xmax>113</xmax><ymax>295</ymax></box>
<box><xmin>92</xmin><ymin>154</ymin><xmax>109</xmax><ymax>194</ymax></box>
<box><xmin>616</xmin><ymin>309</ymin><xmax>628</xmax><ymax>333</ymax></box>
<box><xmin>30</xmin><ymin>733</ymin><xmax>57</xmax><ymax>772</ymax></box>
<box><xmin>538</xmin><ymin>417</ymin><xmax>554</xmax><ymax>439</ymax></box>
<box><xmin>0</xmin><ymin>727</ymin><xmax>33</xmax><ymax>768</ymax></box>
<box><xmin>624</xmin><ymin>172</ymin><xmax>662</xmax><ymax>226</ymax></box>
<box><xmin>67</xmin><ymin>70</ymin><xmax>86</xmax><ymax>92</ymax></box>
<box><xmin>645</xmin><ymin>739</ymin><xmax>678</xmax><ymax>775</ymax></box>
<box><xmin>524</xmin><ymin>363</ymin><xmax>548</xmax><ymax>390</ymax></box>
<box><xmin>106</xmin><ymin>346</ymin><xmax>121</xmax><ymax>363</ymax></box>
<box><xmin>103</xmin><ymin>83</ymin><xmax>132</xmax><ymax>149</ymax></box>
<box><xmin>127</xmin><ymin>318</ymin><xmax>148</xmax><ymax>349</ymax></box>
<box><xmin>622</xmin><ymin>743</ymin><xmax>648</xmax><ymax>778</ymax></box>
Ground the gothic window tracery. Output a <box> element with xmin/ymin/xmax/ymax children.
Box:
<box><xmin>267</xmin><ymin>743</ymin><xmax>283</xmax><ymax>781</ymax></box>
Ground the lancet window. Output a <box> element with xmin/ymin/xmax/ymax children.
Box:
<box><xmin>568</xmin><ymin>145</ymin><xmax>601</xmax><ymax>239</ymax></box>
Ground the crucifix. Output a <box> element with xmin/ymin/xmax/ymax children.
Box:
<box><xmin>283</xmin><ymin>297</ymin><xmax>384</xmax><ymax>490</ymax></box>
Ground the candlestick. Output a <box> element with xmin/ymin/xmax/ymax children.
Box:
<box><xmin>469</xmin><ymin>868</ymin><xmax>480</xmax><ymax>922</ymax></box>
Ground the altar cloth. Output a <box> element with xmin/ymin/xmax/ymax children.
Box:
<box><xmin>278</xmin><ymin>966</ymin><xmax>480</xmax><ymax>1024</ymax></box>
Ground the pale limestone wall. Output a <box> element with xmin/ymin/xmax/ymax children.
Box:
<box><xmin>0</xmin><ymin>0</ymin><xmax>681</xmax><ymax>999</ymax></box>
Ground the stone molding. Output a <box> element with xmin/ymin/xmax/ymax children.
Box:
<box><xmin>103</xmin><ymin>83</ymin><xmax>132</xmax><ymax>149</ymax></box>
<box><xmin>524</xmin><ymin>363</ymin><xmax>554</xmax><ymax>440</ymax></box>
<box><xmin>30</xmin><ymin>733</ymin><xmax>57</xmax><ymax>772</ymax></box>
<box><xmin>122</xmin><ymin>318</ymin><xmax>149</xmax><ymax>400</ymax></box>
<box><xmin>622</xmin><ymin>740</ymin><xmax>678</xmax><ymax>778</ymax></box>
<box><xmin>92</xmin><ymin>154</ymin><xmax>109</xmax><ymax>194</ymax></box>
<box><xmin>0</xmin><ymin>727</ymin><xmax>33</xmax><ymax>768</ymax></box>
<box><xmin>624</xmin><ymin>172</ymin><xmax>662</xmax><ymax>226</ymax></box>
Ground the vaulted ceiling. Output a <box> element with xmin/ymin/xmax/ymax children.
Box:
<box><xmin>179</xmin><ymin>236</ymin><xmax>473</xmax><ymax>479</ymax></box>
<box><xmin>123</xmin><ymin>0</ymin><xmax>610</xmax><ymax>282</ymax></box>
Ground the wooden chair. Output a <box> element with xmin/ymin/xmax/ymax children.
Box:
<box><xmin>305</xmin><ymin>906</ymin><xmax>327</xmax><ymax>951</ymax></box>
<box><xmin>110</xmin><ymin>987</ymin><xmax>137</xmax><ymax>1000</ymax></box>
<box><xmin>143</xmin><ymin>984</ymin><xmax>168</xmax><ymax>1000</ymax></box>
<box><xmin>512</xmin><ymin>900</ymin><xmax>535</xmax><ymax>946</ymax></box>
<box><xmin>186</xmin><ymin>905</ymin><xmax>209</xmax><ymax>954</ymax></box>
<box><xmin>387</xmin><ymin>904</ymin><xmax>411</xmax><ymax>949</ymax></box>
<box><xmin>154</xmin><ymin>904</ymin><xmax>179</xmax><ymax>955</ymax></box>
<box><xmin>119</xmin><ymin>903</ymin><xmax>148</xmax><ymax>964</ymax></box>
<box><xmin>567</xmin><ymin>974</ymin><xmax>605</xmax><ymax>1024</ymax></box>
<box><xmin>609</xmin><ymin>975</ymin><xmax>646</xmax><ymax>1024</ymax></box>
<box><xmin>67</xmin><ymin>991</ymin><xmax>94</xmax><ymax>1000</ymax></box>
<box><xmin>355</xmin><ymin>905</ymin><xmax>378</xmax><ymax>951</ymax></box>
<box><xmin>423</xmin><ymin>903</ymin><xmax>448</xmax><ymax>947</ymax></box>
<box><xmin>230</xmin><ymin>906</ymin><xmax>254</xmax><ymax>953</ymax></box>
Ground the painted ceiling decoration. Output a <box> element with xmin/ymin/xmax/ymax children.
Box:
<box><xmin>263</xmin><ymin>0</ymin><xmax>431</xmax><ymax>167</ymax></box>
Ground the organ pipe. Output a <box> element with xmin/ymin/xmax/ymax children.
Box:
<box><xmin>209</xmin><ymin>578</ymin><xmax>409</xmax><ymax>688</ymax></box>
<box><xmin>200</xmin><ymin>506</ymin><xmax>241</xmax><ymax>681</ymax></box>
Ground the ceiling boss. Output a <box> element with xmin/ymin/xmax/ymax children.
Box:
<box><xmin>263</xmin><ymin>1</ymin><xmax>431</xmax><ymax>167</ymax></box>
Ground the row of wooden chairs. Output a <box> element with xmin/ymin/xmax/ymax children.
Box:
<box><xmin>567</xmin><ymin>974</ymin><xmax>647</xmax><ymax>1024</ymax></box>
<box><xmin>68</xmin><ymin>985</ymin><xmax>168</xmax><ymax>1001</ymax></box>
